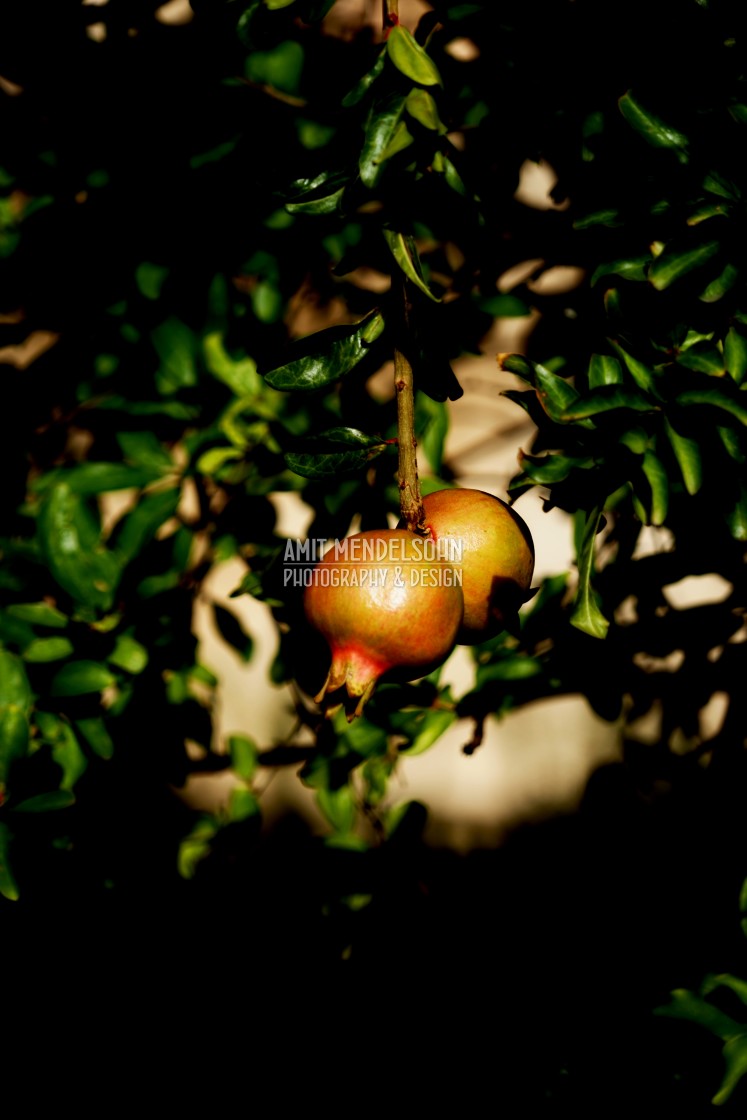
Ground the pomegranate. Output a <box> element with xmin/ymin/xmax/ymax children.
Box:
<box><xmin>419</xmin><ymin>488</ymin><xmax>535</xmax><ymax>643</ymax></box>
<box><xmin>304</xmin><ymin>528</ymin><xmax>464</xmax><ymax>719</ymax></box>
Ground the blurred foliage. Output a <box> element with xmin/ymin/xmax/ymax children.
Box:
<box><xmin>1</xmin><ymin>0</ymin><xmax>747</xmax><ymax>1103</ymax></box>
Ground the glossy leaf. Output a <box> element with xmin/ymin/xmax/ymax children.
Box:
<box><xmin>264</xmin><ymin>310</ymin><xmax>385</xmax><ymax>390</ymax></box>
<box><xmin>561</xmin><ymin>385</ymin><xmax>652</xmax><ymax>420</ymax></box>
<box><xmin>725</xmin><ymin>483</ymin><xmax>747</xmax><ymax>541</ymax></box>
<box><xmin>286</xmin><ymin>186</ymin><xmax>345</xmax><ymax>215</ymax></box>
<box><xmin>664</xmin><ymin>418</ymin><xmax>703</xmax><ymax>495</ymax></box>
<box><xmin>50</xmin><ymin>660</ymin><xmax>117</xmax><ymax>697</ymax></box>
<box><xmin>38</xmin><ymin>485</ymin><xmax>120</xmax><ymax>610</ymax></box>
<box><xmin>610</xmin><ymin>342</ymin><xmax>658</xmax><ymax>396</ymax></box>
<box><xmin>419</xmin><ymin>395</ymin><xmax>448</xmax><ymax>474</ymax></box>
<box><xmin>359</xmin><ymin>92</ymin><xmax>407</xmax><ymax>188</ymax></box>
<box><xmin>570</xmin><ymin>506</ymin><xmax>609</xmax><ymax>639</ymax></box>
<box><xmin>588</xmin><ymin>354</ymin><xmax>623</xmax><ymax>388</ymax></box>
<box><xmin>382</xmin><ymin>229</ymin><xmax>440</xmax><ymax>301</ymax></box>
<box><xmin>285</xmin><ymin>427</ymin><xmax>388</xmax><ymax>479</ymax></box>
<box><xmin>618</xmin><ymin>91</ymin><xmax>689</xmax><ymax>155</ymax></box>
<box><xmin>406</xmin><ymin>88</ymin><xmax>446</xmax><ymax>132</ymax></box>
<box><xmin>591</xmin><ymin>256</ymin><xmax>650</xmax><ymax>286</ymax></box>
<box><xmin>675</xmin><ymin>341</ymin><xmax>724</xmax><ymax>374</ymax></box>
<box><xmin>386</xmin><ymin>25</ymin><xmax>442</xmax><ymax>87</ymax></box>
<box><xmin>0</xmin><ymin>706</ymin><xmax>30</xmax><ymax>794</ymax></box>
<box><xmin>342</xmin><ymin>48</ymin><xmax>386</xmax><ymax>107</ymax></box>
<box><xmin>376</xmin><ymin>120</ymin><xmax>415</xmax><ymax>163</ymax></box>
<box><xmin>519</xmin><ymin>452</ymin><xmax>594</xmax><ymax>484</ymax></box>
<box><xmin>700</xmin><ymin>262</ymin><xmax>739</xmax><ymax>303</ymax></box>
<box><xmin>649</xmin><ymin>241</ymin><xmax>720</xmax><ymax>290</ymax></box>
<box><xmin>655</xmin><ymin>988</ymin><xmax>741</xmax><ymax>1042</ymax></box>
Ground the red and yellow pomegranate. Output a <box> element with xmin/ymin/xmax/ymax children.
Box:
<box><xmin>304</xmin><ymin>528</ymin><xmax>464</xmax><ymax>720</ymax></box>
<box><xmin>419</xmin><ymin>488</ymin><xmax>535</xmax><ymax>643</ymax></box>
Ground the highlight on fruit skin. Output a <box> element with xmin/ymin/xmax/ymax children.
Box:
<box><xmin>418</xmin><ymin>487</ymin><xmax>535</xmax><ymax>644</ymax></box>
<box><xmin>304</xmin><ymin>528</ymin><xmax>464</xmax><ymax>720</ymax></box>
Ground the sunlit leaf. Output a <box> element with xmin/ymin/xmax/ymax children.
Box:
<box><xmin>664</xmin><ymin>418</ymin><xmax>703</xmax><ymax>495</ymax></box>
<box><xmin>359</xmin><ymin>92</ymin><xmax>408</xmax><ymax>187</ymax></box>
<box><xmin>649</xmin><ymin>241</ymin><xmax>720</xmax><ymax>290</ymax></box>
<box><xmin>264</xmin><ymin>310</ymin><xmax>385</xmax><ymax>390</ymax></box>
<box><xmin>382</xmin><ymin>229</ymin><xmax>441</xmax><ymax>301</ymax></box>
<box><xmin>618</xmin><ymin>91</ymin><xmax>689</xmax><ymax>156</ymax></box>
<box><xmin>570</xmin><ymin>506</ymin><xmax>609</xmax><ymax>639</ymax></box>
<box><xmin>50</xmin><ymin>661</ymin><xmax>117</xmax><ymax>697</ymax></box>
<box><xmin>386</xmin><ymin>24</ymin><xmax>442</xmax><ymax>86</ymax></box>
<box><xmin>285</xmin><ymin>427</ymin><xmax>388</xmax><ymax>478</ymax></box>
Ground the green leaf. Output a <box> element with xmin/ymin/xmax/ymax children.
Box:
<box><xmin>700</xmin><ymin>262</ymin><xmax>739</xmax><ymax>303</ymax></box>
<box><xmin>400</xmin><ymin>708</ymin><xmax>456</xmax><ymax>756</ymax></box>
<box><xmin>284</xmin><ymin>427</ymin><xmax>388</xmax><ymax>479</ymax></box>
<box><xmin>420</xmin><ymin>397</ymin><xmax>449</xmax><ymax>475</ymax></box>
<box><xmin>6</xmin><ymin>602</ymin><xmax>67</xmax><ymax>628</ymax></box>
<box><xmin>610</xmin><ymin>342</ymin><xmax>658</xmax><ymax>396</ymax></box>
<box><xmin>245</xmin><ymin>40</ymin><xmax>304</xmax><ymax>95</ymax></box>
<box><xmin>197</xmin><ymin>447</ymin><xmax>243</xmax><ymax>475</ymax></box>
<box><xmin>213</xmin><ymin>604</ymin><xmax>253</xmax><ymax>662</ymax></box>
<box><xmin>591</xmin><ymin>255</ymin><xmax>650</xmax><ymax>286</ymax></box>
<box><xmin>203</xmin><ymin>332</ymin><xmax>261</xmax><ymax>397</ymax></box>
<box><xmin>655</xmin><ymin>988</ymin><xmax>742</xmax><ymax>1042</ymax></box>
<box><xmin>151</xmin><ymin>317</ymin><xmax>197</xmax><ymax>394</ymax></box>
<box><xmin>476</xmin><ymin>656</ymin><xmax>542</xmax><ymax>688</ymax></box>
<box><xmin>228</xmin><ymin>734</ymin><xmax>258</xmax><ymax>781</ymax></box>
<box><xmin>342</xmin><ymin>48</ymin><xmax>386</xmax><ymax>107</ymax></box>
<box><xmin>229</xmin><ymin>786</ymin><xmax>260</xmax><ymax>823</ymax></box>
<box><xmin>649</xmin><ymin>241</ymin><xmax>720</xmax><ymax>290</ymax></box>
<box><xmin>725</xmin><ymin>482</ymin><xmax>747</xmax><ymax>541</ymax></box>
<box><xmin>0</xmin><ymin>706</ymin><xmax>30</xmax><ymax>795</ymax></box>
<box><xmin>316</xmin><ymin>784</ymin><xmax>357</xmax><ymax>833</ymax></box>
<box><xmin>664</xmin><ymin>418</ymin><xmax>703</xmax><ymax>495</ymax></box>
<box><xmin>108</xmin><ymin>634</ymin><xmax>148</xmax><ymax>674</ymax></box>
<box><xmin>715</xmin><ymin>1035</ymin><xmax>747</xmax><ymax>1106</ymax></box>
<box><xmin>518</xmin><ymin>452</ymin><xmax>595</xmax><ymax>484</ymax></box>
<box><xmin>23</xmin><ymin>637</ymin><xmax>74</xmax><ymax>663</ymax></box>
<box><xmin>112</xmin><ymin>487</ymin><xmax>181</xmax><ymax>564</ymax></box>
<box><xmin>50</xmin><ymin>661</ymin><xmax>117</xmax><ymax>697</ymax></box>
<box><xmin>704</xmin><ymin>974</ymin><xmax>747</xmax><ymax>1009</ymax></box>
<box><xmin>36</xmin><ymin>462</ymin><xmax>165</xmax><ymax>495</ymax></box>
<box><xmin>0</xmin><ymin>650</ymin><xmax>32</xmax><ymax>710</ymax></box>
<box><xmin>573</xmin><ymin>209</ymin><xmax>621</xmax><ymax>230</ymax></box>
<box><xmin>406</xmin><ymin>88</ymin><xmax>446</xmax><ymax>132</ymax></box>
<box><xmin>75</xmin><ymin>717</ymin><xmax>115</xmax><ymax>760</ymax></box>
<box><xmin>561</xmin><ymin>385</ymin><xmax>653</xmax><ymax>420</ymax></box>
<box><xmin>618</xmin><ymin>91</ymin><xmax>689</xmax><ymax>155</ymax></box>
<box><xmin>676</xmin><ymin>341</ymin><xmax>724</xmax><ymax>374</ymax></box>
<box><xmin>588</xmin><ymin>354</ymin><xmax>623</xmax><ymax>388</ymax></box>
<box><xmin>677</xmin><ymin>388</ymin><xmax>747</xmax><ymax>427</ymax></box>
<box><xmin>264</xmin><ymin>310</ymin><xmax>385</xmax><ymax>390</ymax></box>
<box><xmin>38</xmin><ymin>485</ymin><xmax>121</xmax><ymax>610</ymax></box>
<box><xmin>382</xmin><ymin>229</ymin><xmax>440</xmax><ymax>301</ymax></box>
<box><xmin>359</xmin><ymin>92</ymin><xmax>408</xmax><ymax>188</ymax></box>
<box><xmin>117</xmin><ymin>431</ymin><xmax>173</xmax><ymax>471</ymax></box>
<box><xmin>375</xmin><ymin>120</ymin><xmax>415</xmax><ymax>163</ymax></box>
<box><xmin>11</xmin><ymin>790</ymin><xmax>76</xmax><ymax>814</ymax></box>
<box><xmin>286</xmin><ymin>187</ymin><xmax>345</xmax><ymax>215</ymax></box>
<box><xmin>0</xmin><ymin>823</ymin><xmax>19</xmax><ymax>902</ymax></box>
<box><xmin>135</xmin><ymin>261</ymin><xmax>168</xmax><ymax>301</ymax></box>
<box><xmin>725</xmin><ymin>327</ymin><xmax>747</xmax><ymax>384</ymax></box>
<box><xmin>387</xmin><ymin>24</ymin><xmax>442</xmax><ymax>86</ymax></box>
<box><xmin>51</xmin><ymin>721</ymin><xmax>87</xmax><ymax>791</ymax></box>
<box><xmin>570</xmin><ymin>506</ymin><xmax>609</xmax><ymax>639</ymax></box>
<box><xmin>641</xmin><ymin>450</ymin><xmax>669</xmax><ymax>526</ymax></box>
